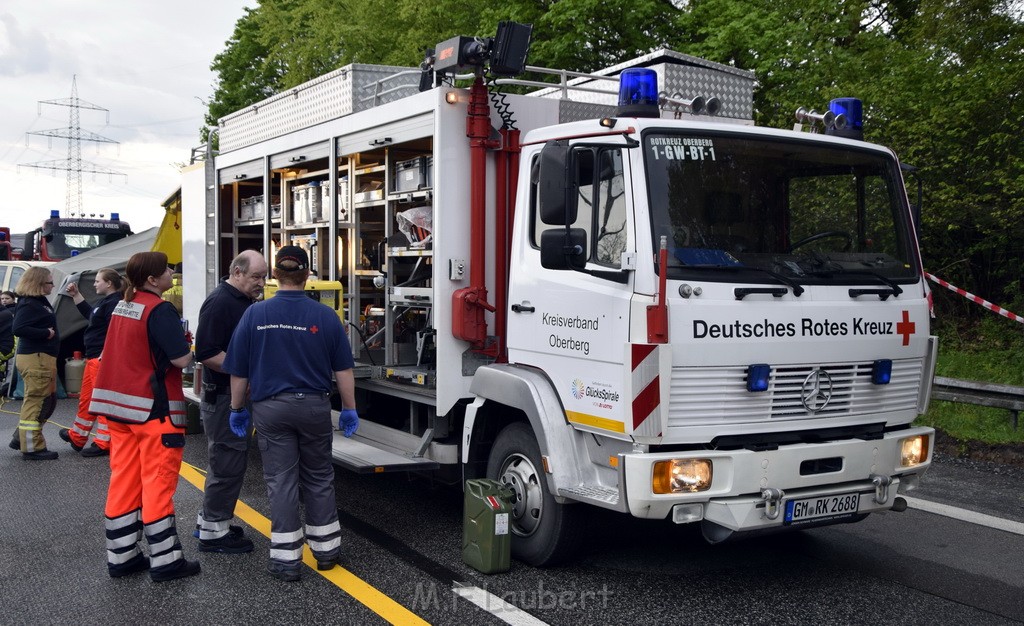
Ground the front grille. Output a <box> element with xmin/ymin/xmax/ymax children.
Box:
<box><xmin>666</xmin><ymin>359</ymin><xmax>923</xmax><ymax>428</ymax></box>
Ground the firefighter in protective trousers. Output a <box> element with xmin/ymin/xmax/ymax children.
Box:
<box><xmin>223</xmin><ymin>245</ymin><xmax>359</xmax><ymax>582</ymax></box>
<box><xmin>89</xmin><ymin>252</ymin><xmax>199</xmax><ymax>582</ymax></box>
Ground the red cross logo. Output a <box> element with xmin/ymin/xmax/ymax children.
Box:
<box><xmin>310</xmin><ymin>325</ymin><xmax>319</xmax><ymax>334</ymax></box>
<box><xmin>896</xmin><ymin>310</ymin><xmax>915</xmax><ymax>346</ymax></box>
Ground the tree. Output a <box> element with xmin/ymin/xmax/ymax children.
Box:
<box><xmin>203</xmin><ymin>0</ymin><xmax>1024</xmax><ymax>318</ymax></box>
<box><xmin>671</xmin><ymin>0</ymin><xmax>1024</xmax><ymax>316</ymax></box>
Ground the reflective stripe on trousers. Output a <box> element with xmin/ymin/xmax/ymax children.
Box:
<box><xmin>16</xmin><ymin>352</ymin><xmax>56</xmax><ymax>453</ymax></box>
<box><xmin>105</xmin><ymin>418</ymin><xmax>186</xmax><ymax>567</ymax></box>
<box><xmin>254</xmin><ymin>393</ymin><xmax>340</xmax><ymax>565</ymax></box>
<box><xmin>105</xmin><ymin>509</ymin><xmax>143</xmax><ymax>566</ymax></box>
<box><xmin>145</xmin><ymin>514</ymin><xmax>185</xmax><ymax>570</ymax></box>
<box><xmin>70</xmin><ymin>357</ymin><xmax>110</xmax><ymax>448</ymax></box>
<box><xmin>197</xmin><ymin>392</ymin><xmax>249</xmax><ymax>539</ymax></box>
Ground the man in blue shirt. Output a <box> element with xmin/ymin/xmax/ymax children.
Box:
<box><xmin>223</xmin><ymin>245</ymin><xmax>359</xmax><ymax>582</ymax></box>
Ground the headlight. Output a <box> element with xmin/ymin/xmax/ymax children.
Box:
<box><xmin>652</xmin><ymin>459</ymin><xmax>713</xmax><ymax>494</ymax></box>
<box><xmin>900</xmin><ymin>434</ymin><xmax>930</xmax><ymax>467</ymax></box>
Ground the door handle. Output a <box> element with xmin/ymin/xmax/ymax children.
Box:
<box><xmin>511</xmin><ymin>303</ymin><xmax>535</xmax><ymax>313</ymax></box>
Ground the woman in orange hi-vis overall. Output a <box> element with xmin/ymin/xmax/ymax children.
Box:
<box><xmin>60</xmin><ymin>268</ymin><xmax>125</xmax><ymax>457</ymax></box>
<box><xmin>89</xmin><ymin>252</ymin><xmax>198</xmax><ymax>582</ymax></box>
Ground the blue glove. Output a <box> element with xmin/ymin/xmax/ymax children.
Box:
<box><xmin>229</xmin><ymin>407</ymin><xmax>251</xmax><ymax>438</ymax></box>
<box><xmin>339</xmin><ymin>409</ymin><xmax>359</xmax><ymax>438</ymax></box>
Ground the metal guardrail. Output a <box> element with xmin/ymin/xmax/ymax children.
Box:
<box><xmin>931</xmin><ymin>376</ymin><xmax>1024</xmax><ymax>430</ymax></box>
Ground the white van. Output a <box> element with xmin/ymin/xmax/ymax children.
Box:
<box><xmin>0</xmin><ymin>261</ymin><xmax>54</xmax><ymax>295</ymax></box>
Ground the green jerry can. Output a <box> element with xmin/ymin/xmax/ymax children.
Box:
<box><xmin>462</xmin><ymin>478</ymin><xmax>514</xmax><ymax>574</ymax></box>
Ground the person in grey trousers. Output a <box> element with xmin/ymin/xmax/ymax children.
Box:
<box><xmin>223</xmin><ymin>245</ymin><xmax>359</xmax><ymax>582</ymax></box>
<box><xmin>193</xmin><ymin>249</ymin><xmax>268</xmax><ymax>553</ymax></box>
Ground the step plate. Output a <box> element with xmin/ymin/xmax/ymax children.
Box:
<box><xmin>331</xmin><ymin>432</ymin><xmax>439</xmax><ymax>474</ymax></box>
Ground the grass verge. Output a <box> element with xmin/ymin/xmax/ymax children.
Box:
<box><xmin>913</xmin><ymin>342</ymin><xmax>1024</xmax><ymax>445</ymax></box>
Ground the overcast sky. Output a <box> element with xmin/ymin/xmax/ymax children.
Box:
<box><xmin>0</xmin><ymin>2</ymin><xmax>251</xmax><ymax>236</ymax></box>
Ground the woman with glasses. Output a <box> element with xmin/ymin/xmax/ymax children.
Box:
<box><xmin>11</xmin><ymin>267</ymin><xmax>59</xmax><ymax>459</ymax></box>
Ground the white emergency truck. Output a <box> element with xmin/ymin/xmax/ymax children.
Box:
<box><xmin>181</xmin><ymin>24</ymin><xmax>935</xmax><ymax>565</ymax></box>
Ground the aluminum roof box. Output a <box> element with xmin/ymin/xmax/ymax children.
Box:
<box><xmin>217</xmin><ymin>63</ymin><xmax>420</xmax><ymax>152</ymax></box>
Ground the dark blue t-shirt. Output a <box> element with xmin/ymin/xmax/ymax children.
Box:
<box><xmin>223</xmin><ymin>290</ymin><xmax>354</xmax><ymax>402</ymax></box>
<box><xmin>196</xmin><ymin>281</ymin><xmax>253</xmax><ymax>389</ymax></box>
<box><xmin>76</xmin><ymin>292</ymin><xmax>121</xmax><ymax>358</ymax></box>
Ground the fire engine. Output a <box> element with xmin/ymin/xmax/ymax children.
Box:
<box><xmin>181</xmin><ymin>23</ymin><xmax>935</xmax><ymax>565</ymax></box>
<box><xmin>14</xmin><ymin>210</ymin><xmax>132</xmax><ymax>261</ymax></box>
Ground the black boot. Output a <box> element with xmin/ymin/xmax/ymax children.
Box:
<box><xmin>150</xmin><ymin>559</ymin><xmax>201</xmax><ymax>582</ymax></box>
<box><xmin>108</xmin><ymin>553</ymin><xmax>150</xmax><ymax>578</ymax></box>
<box><xmin>23</xmin><ymin>450</ymin><xmax>58</xmax><ymax>460</ymax></box>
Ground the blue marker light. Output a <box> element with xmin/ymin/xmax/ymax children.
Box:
<box><xmin>871</xmin><ymin>359</ymin><xmax>892</xmax><ymax>385</ymax></box>
<box><xmin>111</xmin><ymin>212</ymin><xmax>120</xmax><ymax>221</ymax></box>
<box><xmin>50</xmin><ymin>210</ymin><xmax>60</xmax><ymax>218</ymax></box>
<box><xmin>746</xmin><ymin>364</ymin><xmax>772</xmax><ymax>392</ymax></box>
<box><xmin>615</xmin><ymin>68</ymin><xmax>660</xmax><ymax>118</ymax></box>
<box><xmin>828</xmin><ymin>97</ymin><xmax>863</xmax><ymax>140</ymax></box>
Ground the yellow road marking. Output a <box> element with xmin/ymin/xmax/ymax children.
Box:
<box><xmin>178</xmin><ymin>462</ymin><xmax>429</xmax><ymax>626</ymax></box>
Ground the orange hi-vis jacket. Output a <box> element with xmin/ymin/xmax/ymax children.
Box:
<box><xmin>89</xmin><ymin>291</ymin><xmax>187</xmax><ymax>427</ymax></box>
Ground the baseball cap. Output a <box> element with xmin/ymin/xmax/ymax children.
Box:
<box><xmin>275</xmin><ymin>245</ymin><xmax>309</xmax><ymax>270</ymax></box>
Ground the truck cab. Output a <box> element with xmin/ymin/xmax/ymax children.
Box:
<box><xmin>22</xmin><ymin>211</ymin><xmax>132</xmax><ymax>261</ymax></box>
<box><xmin>501</xmin><ymin>115</ymin><xmax>934</xmax><ymax>547</ymax></box>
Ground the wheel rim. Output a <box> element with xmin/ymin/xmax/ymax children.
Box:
<box><xmin>498</xmin><ymin>452</ymin><xmax>543</xmax><ymax>537</ymax></box>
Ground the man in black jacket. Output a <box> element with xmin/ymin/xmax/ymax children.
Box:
<box><xmin>193</xmin><ymin>250</ymin><xmax>267</xmax><ymax>553</ymax></box>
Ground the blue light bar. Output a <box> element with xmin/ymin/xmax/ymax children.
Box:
<box><xmin>50</xmin><ymin>210</ymin><xmax>60</xmax><ymax>218</ymax></box>
<box><xmin>111</xmin><ymin>212</ymin><xmax>120</xmax><ymax>221</ymax></box>
<box><xmin>746</xmin><ymin>364</ymin><xmax>772</xmax><ymax>392</ymax></box>
<box><xmin>828</xmin><ymin>97</ymin><xmax>863</xmax><ymax>140</ymax></box>
<box><xmin>871</xmin><ymin>359</ymin><xmax>892</xmax><ymax>385</ymax></box>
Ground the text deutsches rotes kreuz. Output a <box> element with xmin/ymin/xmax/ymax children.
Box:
<box><xmin>692</xmin><ymin>317</ymin><xmax>899</xmax><ymax>339</ymax></box>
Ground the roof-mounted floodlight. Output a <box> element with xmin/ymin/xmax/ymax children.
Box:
<box><xmin>431</xmin><ymin>21</ymin><xmax>532</xmax><ymax>76</ymax></box>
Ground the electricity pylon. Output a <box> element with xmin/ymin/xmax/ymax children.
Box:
<box><xmin>19</xmin><ymin>75</ymin><xmax>125</xmax><ymax>216</ymax></box>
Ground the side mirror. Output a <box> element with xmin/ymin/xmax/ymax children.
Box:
<box><xmin>538</xmin><ymin>141</ymin><xmax>575</xmax><ymax>225</ymax></box>
<box><xmin>540</xmin><ymin>228</ymin><xmax>588</xmax><ymax>270</ymax></box>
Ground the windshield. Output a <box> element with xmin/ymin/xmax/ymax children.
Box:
<box><xmin>47</xmin><ymin>231</ymin><xmax>127</xmax><ymax>259</ymax></box>
<box><xmin>644</xmin><ymin>132</ymin><xmax>918</xmax><ymax>284</ymax></box>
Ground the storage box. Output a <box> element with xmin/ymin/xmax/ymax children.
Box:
<box><xmin>308</xmin><ymin>181</ymin><xmax>323</xmax><ymax>221</ymax></box>
<box><xmin>354</xmin><ymin>180</ymin><xmax>384</xmax><ymax>204</ymax></box>
<box><xmin>393</xmin><ymin>156</ymin><xmax>433</xmax><ymax>192</ymax></box>
<box><xmin>239</xmin><ymin>196</ymin><xmax>256</xmax><ymax>221</ymax></box>
<box><xmin>292</xmin><ymin>185</ymin><xmax>310</xmax><ymax>223</ymax></box>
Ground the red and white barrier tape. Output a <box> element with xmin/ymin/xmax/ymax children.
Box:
<box><xmin>925</xmin><ymin>272</ymin><xmax>1024</xmax><ymax>324</ymax></box>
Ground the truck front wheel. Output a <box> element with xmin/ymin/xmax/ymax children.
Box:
<box><xmin>486</xmin><ymin>422</ymin><xmax>581</xmax><ymax>566</ymax></box>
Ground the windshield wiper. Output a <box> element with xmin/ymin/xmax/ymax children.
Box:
<box><xmin>803</xmin><ymin>269</ymin><xmax>904</xmax><ymax>299</ymax></box>
<box><xmin>685</xmin><ymin>264</ymin><xmax>805</xmax><ymax>297</ymax></box>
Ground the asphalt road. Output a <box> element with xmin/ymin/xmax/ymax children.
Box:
<box><xmin>1</xmin><ymin>397</ymin><xmax>1022</xmax><ymax>625</ymax></box>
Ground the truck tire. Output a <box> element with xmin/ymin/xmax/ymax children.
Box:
<box><xmin>486</xmin><ymin>422</ymin><xmax>582</xmax><ymax>566</ymax></box>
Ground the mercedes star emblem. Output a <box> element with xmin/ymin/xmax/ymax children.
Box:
<box><xmin>801</xmin><ymin>368</ymin><xmax>834</xmax><ymax>413</ymax></box>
